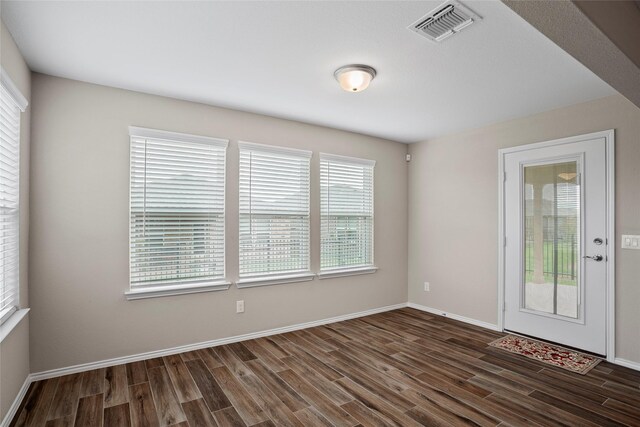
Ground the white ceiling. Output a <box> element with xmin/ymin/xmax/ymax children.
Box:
<box><xmin>1</xmin><ymin>0</ymin><xmax>615</xmax><ymax>143</ymax></box>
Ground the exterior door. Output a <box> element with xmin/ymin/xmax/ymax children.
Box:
<box><xmin>503</xmin><ymin>133</ymin><xmax>611</xmax><ymax>355</ymax></box>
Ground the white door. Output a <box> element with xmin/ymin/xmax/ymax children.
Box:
<box><xmin>502</xmin><ymin>132</ymin><xmax>611</xmax><ymax>355</ymax></box>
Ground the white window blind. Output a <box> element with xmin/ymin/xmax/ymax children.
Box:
<box><xmin>239</xmin><ymin>142</ymin><xmax>311</xmax><ymax>279</ymax></box>
<box><xmin>320</xmin><ymin>153</ymin><xmax>375</xmax><ymax>271</ymax></box>
<box><xmin>1</xmin><ymin>74</ymin><xmax>26</xmax><ymax>324</ymax></box>
<box><xmin>129</xmin><ymin>127</ymin><xmax>228</xmax><ymax>293</ymax></box>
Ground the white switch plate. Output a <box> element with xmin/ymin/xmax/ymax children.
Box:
<box><xmin>424</xmin><ymin>282</ymin><xmax>430</xmax><ymax>292</ymax></box>
<box><xmin>236</xmin><ymin>300</ymin><xmax>245</xmax><ymax>313</ymax></box>
<box><xmin>622</xmin><ymin>235</ymin><xmax>640</xmax><ymax>250</ymax></box>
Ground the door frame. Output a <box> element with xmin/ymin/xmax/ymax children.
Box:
<box><xmin>497</xmin><ymin>129</ymin><xmax>615</xmax><ymax>361</ymax></box>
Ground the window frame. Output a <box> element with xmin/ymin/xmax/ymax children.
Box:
<box><xmin>125</xmin><ymin>127</ymin><xmax>230</xmax><ymax>300</ymax></box>
<box><xmin>237</xmin><ymin>141</ymin><xmax>313</xmax><ymax>288</ymax></box>
<box><xmin>318</xmin><ymin>152</ymin><xmax>377</xmax><ymax>278</ymax></box>
<box><xmin>0</xmin><ymin>68</ymin><xmax>27</xmax><ymax>326</ymax></box>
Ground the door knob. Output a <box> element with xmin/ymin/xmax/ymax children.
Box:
<box><xmin>583</xmin><ymin>255</ymin><xmax>604</xmax><ymax>261</ymax></box>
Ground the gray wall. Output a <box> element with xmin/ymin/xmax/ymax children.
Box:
<box><xmin>29</xmin><ymin>74</ymin><xmax>409</xmax><ymax>373</ymax></box>
<box><xmin>0</xmin><ymin>20</ymin><xmax>31</xmax><ymax>419</ymax></box>
<box><xmin>408</xmin><ymin>94</ymin><xmax>640</xmax><ymax>364</ymax></box>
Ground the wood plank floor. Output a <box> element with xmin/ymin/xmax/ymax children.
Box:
<box><xmin>10</xmin><ymin>308</ymin><xmax>640</xmax><ymax>427</ymax></box>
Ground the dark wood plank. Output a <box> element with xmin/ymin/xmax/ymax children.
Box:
<box><xmin>282</xmin><ymin>356</ymin><xmax>353</xmax><ymax>406</ymax></box>
<box><xmin>486</xmin><ymin>391</ymin><xmax>601</xmax><ymax>427</ymax></box>
<box><xmin>228</xmin><ymin>342</ymin><xmax>257</xmax><ymax>362</ymax></box>
<box><xmin>74</xmin><ymin>394</ymin><xmax>103</xmax><ymax>427</ymax></box>
<box><xmin>530</xmin><ymin>390</ymin><xmax>632</xmax><ymax>427</ymax></box>
<box><xmin>328</xmin><ymin>338</ymin><xmax>423</xmax><ymax>377</ymax></box>
<box><xmin>215</xmin><ymin>346</ymin><xmax>304</xmax><ymax>427</ymax></box>
<box><xmin>400</xmin><ymin>386</ymin><xmax>498</xmax><ymax>427</ymax></box>
<box><xmin>404</xmin><ymin>407</ymin><xmax>453</xmax><ymax>427</ymax></box>
<box><xmin>80</xmin><ymin>368</ymin><xmax>106</xmax><ymax>397</ymax></box>
<box><xmin>145</xmin><ymin>358</ymin><xmax>165</xmax><ymax>370</ymax></box>
<box><xmin>421</xmin><ymin>375</ymin><xmax>535</xmax><ymax>426</ymax></box>
<box><xmin>246</xmin><ymin>359</ymin><xmax>309</xmax><ymax>412</ymax></box>
<box><xmin>147</xmin><ymin>367</ymin><xmax>187</xmax><ymax>426</ymax></box>
<box><xmin>255</xmin><ymin>336</ymin><xmax>290</xmax><ymax>359</ymax></box>
<box><xmin>603</xmin><ymin>398</ymin><xmax>640</xmax><ymax>421</ymax></box>
<box><xmin>242</xmin><ymin>339</ymin><xmax>288</xmax><ymax>372</ymax></box>
<box><xmin>104</xmin><ymin>364</ymin><xmax>129</xmax><ymax>408</ymax></box>
<box><xmin>47</xmin><ymin>373</ymin><xmax>82</xmax><ymax>420</ymax></box>
<box><xmin>197</xmin><ymin>347</ymin><xmax>225</xmax><ymax>371</ymax></box>
<box><xmin>163</xmin><ymin>354</ymin><xmax>202</xmax><ymax>403</ymax></box>
<box><xmin>210</xmin><ymin>365</ymin><xmax>267</xmax><ymax>426</ymax></box>
<box><xmin>126</xmin><ymin>361</ymin><xmax>148</xmax><ymax>386</ymax></box>
<box><xmin>294</xmin><ymin>406</ymin><xmax>334</xmax><ymax>427</ymax></box>
<box><xmin>279</xmin><ymin>341</ymin><xmax>343</xmax><ymax>382</ymax></box>
<box><xmin>104</xmin><ymin>402</ymin><xmax>132</xmax><ymax>427</ymax></box>
<box><xmin>43</xmin><ymin>417</ymin><xmax>73</xmax><ymax>427</ymax></box>
<box><xmin>212</xmin><ymin>407</ymin><xmax>247</xmax><ymax>427</ymax></box>
<box><xmin>326</xmin><ymin>356</ymin><xmax>415</xmax><ymax>411</ymax></box>
<box><xmin>334</xmin><ymin>377</ymin><xmax>422</xmax><ymax>427</ymax></box>
<box><xmin>178</xmin><ymin>350</ymin><xmax>201</xmax><ymax>362</ymax></box>
<box><xmin>278</xmin><ymin>369</ymin><xmax>358</xmax><ymax>427</ymax></box>
<box><xmin>11</xmin><ymin>378</ymin><xmax>59</xmax><ymax>427</ymax></box>
<box><xmin>129</xmin><ymin>382</ymin><xmax>160</xmax><ymax>427</ymax></box>
<box><xmin>182</xmin><ymin>398</ymin><xmax>219</xmax><ymax>427</ymax></box>
<box><xmin>185</xmin><ymin>358</ymin><xmax>232</xmax><ymax>411</ymax></box>
<box><xmin>341</xmin><ymin>399</ymin><xmax>400</xmax><ymax>427</ymax></box>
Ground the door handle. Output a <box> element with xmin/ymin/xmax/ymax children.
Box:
<box><xmin>583</xmin><ymin>255</ymin><xmax>604</xmax><ymax>262</ymax></box>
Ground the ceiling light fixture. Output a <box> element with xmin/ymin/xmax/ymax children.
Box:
<box><xmin>558</xmin><ymin>172</ymin><xmax>578</xmax><ymax>181</ymax></box>
<box><xmin>334</xmin><ymin>64</ymin><xmax>376</xmax><ymax>93</ymax></box>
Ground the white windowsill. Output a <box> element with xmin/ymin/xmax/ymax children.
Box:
<box><xmin>0</xmin><ymin>308</ymin><xmax>30</xmax><ymax>343</ymax></box>
<box><xmin>125</xmin><ymin>281</ymin><xmax>231</xmax><ymax>300</ymax></box>
<box><xmin>317</xmin><ymin>266</ymin><xmax>378</xmax><ymax>279</ymax></box>
<box><xmin>236</xmin><ymin>272</ymin><xmax>315</xmax><ymax>289</ymax></box>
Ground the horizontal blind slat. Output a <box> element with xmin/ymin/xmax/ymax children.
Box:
<box><xmin>0</xmin><ymin>84</ymin><xmax>21</xmax><ymax>319</ymax></box>
<box><xmin>238</xmin><ymin>145</ymin><xmax>310</xmax><ymax>277</ymax></box>
<box><xmin>130</xmin><ymin>133</ymin><xmax>226</xmax><ymax>288</ymax></box>
<box><xmin>320</xmin><ymin>154</ymin><xmax>374</xmax><ymax>271</ymax></box>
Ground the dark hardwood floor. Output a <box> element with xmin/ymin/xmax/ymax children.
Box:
<box><xmin>10</xmin><ymin>308</ymin><xmax>640</xmax><ymax>426</ymax></box>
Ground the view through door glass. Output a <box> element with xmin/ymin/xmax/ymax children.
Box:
<box><xmin>523</xmin><ymin>161</ymin><xmax>580</xmax><ymax>319</ymax></box>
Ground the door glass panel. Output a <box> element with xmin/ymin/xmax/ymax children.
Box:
<box><xmin>523</xmin><ymin>161</ymin><xmax>580</xmax><ymax>319</ymax></box>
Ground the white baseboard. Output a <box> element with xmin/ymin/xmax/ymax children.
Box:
<box><xmin>1</xmin><ymin>375</ymin><xmax>32</xmax><ymax>427</ymax></box>
<box><xmin>407</xmin><ymin>302</ymin><xmax>501</xmax><ymax>332</ymax></box>
<box><xmin>614</xmin><ymin>358</ymin><xmax>640</xmax><ymax>372</ymax></box>
<box><xmin>30</xmin><ymin>302</ymin><xmax>408</xmax><ymax>382</ymax></box>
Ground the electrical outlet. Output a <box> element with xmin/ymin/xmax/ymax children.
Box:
<box><xmin>236</xmin><ymin>300</ymin><xmax>245</xmax><ymax>313</ymax></box>
<box><xmin>424</xmin><ymin>282</ymin><xmax>430</xmax><ymax>292</ymax></box>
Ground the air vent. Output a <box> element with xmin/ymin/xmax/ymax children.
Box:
<box><xmin>409</xmin><ymin>1</ymin><xmax>481</xmax><ymax>43</ymax></box>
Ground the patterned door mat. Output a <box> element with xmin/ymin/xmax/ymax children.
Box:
<box><xmin>489</xmin><ymin>334</ymin><xmax>602</xmax><ymax>375</ymax></box>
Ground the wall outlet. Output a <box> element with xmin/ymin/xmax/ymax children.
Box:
<box><xmin>424</xmin><ymin>282</ymin><xmax>430</xmax><ymax>292</ymax></box>
<box><xmin>236</xmin><ymin>300</ymin><xmax>245</xmax><ymax>313</ymax></box>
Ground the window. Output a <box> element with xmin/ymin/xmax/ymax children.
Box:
<box><xmin>127</xmin><ymin>127</ymin><xmax>228</xmax><ymax>299</ymax></box>
<box><xmin>320</xmin><ymin>153</ymin><xmax>376</xmax><ymax>276</ymax></box>
<box><xmin>0</xmin><ymin>69</ymin><xmax>27</xmax><ymax>324</ymax></box>
<box><xmin>238</xmin><ymin>142</ymin><xmax>312</xmax><ymax>286</ymax></box>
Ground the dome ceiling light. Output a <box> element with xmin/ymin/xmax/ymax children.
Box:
<box><xmin>334</xmin><ymin>64</ymin><xmax>377</xmax><ymax>93</ymax></box>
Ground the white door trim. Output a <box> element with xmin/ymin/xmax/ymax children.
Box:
<box><xmin>497</xmin><ymin>129</ymin><xmax>615</xmax><ymax>361</ymax></box>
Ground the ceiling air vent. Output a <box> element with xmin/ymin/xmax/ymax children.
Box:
<box><xmin>409</xmin><ymin>1</ymin><xmax>481</xmax><ymax>43</ymax></box>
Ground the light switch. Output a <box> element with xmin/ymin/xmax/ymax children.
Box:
<box><xmin>621</xmin><ymin>235</ymin><xmax>640</xmax><ymax>250</ymax></box>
